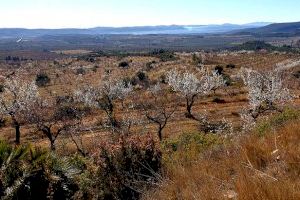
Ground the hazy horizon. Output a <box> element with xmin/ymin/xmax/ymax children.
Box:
<box><xmin>0</xmin><ymin>22</ymin><xmax>276</xmax><ymax>30</ymax></box>
<box><xmin>1</xmin><ymin>0</ymin><xmax>299</xmax><ymax>29</ymax></box>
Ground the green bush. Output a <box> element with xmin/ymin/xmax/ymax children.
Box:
<box><xmin>119</xmin><ymin>61</ymin><xmax>129</xmax><ymax>68</ymax></box>
<box><xmin>163</xmin><ymin>132</ymin><xmax>221</xmax><ymax>152</ymax></box>
<box><xmin>35</xmin><ymin>73</ymin><xmax>50</xmax><ymax>87</ymax></box>
<box><xmin>151</xmin><ymin>49</ymin><xmax>177</xmax><ymax>62</ymax></box>
<box><xmin>256</xmin><ymin>109</ymin><xmax>300</xmax><ymax>136</ymax></box>
<box><xmin>0</xmin><ymin>141</ymin><xmax>80</xmax><ymax>199</ymax></box>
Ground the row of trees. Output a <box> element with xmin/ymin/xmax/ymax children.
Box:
<box><xmin>0</xmin><ymin>61</ymin><xmax>296</xmax><ymax>150</ymax></box>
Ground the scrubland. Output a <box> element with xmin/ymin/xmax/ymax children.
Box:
<box><xmin>0</xmin><ymin>50</ymin><xmax>299</xmax><ymax>199</ymax></box>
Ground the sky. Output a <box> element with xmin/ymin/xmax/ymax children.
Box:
<box><xmin>0</xmin><ymin>0</ymin><xmax>299</xmax><ymax>28</ymax></box>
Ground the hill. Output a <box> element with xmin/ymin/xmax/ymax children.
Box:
<box><xmin>233</xmin><ymin>21</ymin><xmax>300</xmax><ymax>37</ymax></box>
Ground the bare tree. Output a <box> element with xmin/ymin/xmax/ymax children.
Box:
<box><xmin>0</xmin><ymin>75</ymin><xmax>39</xmax><ymax>144</ymax></box>
<box><xmin>141</xmin><ymin>84</ymin><xmax>176</xmax><ymax>141</ymax></box>
<box><xmin>167</xmin><ymin>69</ymin><xmax>225</xmax><ymax>119</ymax></box>
<box><xmin>75</xmin><ymin>76</ymin><xmax>133</xmax><ymax>132</ymax></box>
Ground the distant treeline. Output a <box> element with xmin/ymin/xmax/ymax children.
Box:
<box><xmin>230</xmin><ymin>41</ymin><xmax>300</xmax><ymax>53</ymax></box>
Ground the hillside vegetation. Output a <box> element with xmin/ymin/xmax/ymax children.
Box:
<box><xmin>0</xmin><ymin>50</ymin><xmax>299</xmax><ymax>199</ymax></box>
<box><xmin>144</xmin><ymin>110</ymin><xmax>300</xmax><ymax>200</ymax></box>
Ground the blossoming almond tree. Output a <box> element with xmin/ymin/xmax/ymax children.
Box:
<box><xmin>239</xmin><ymin>65</ymin><xmax>296</xmax><ymax>130</ymax></box>
<box><xmin>75</xmin><ymin>76</ymin><xmax>133</xmax><ymax>132</ymax></box>
<box><xmin>0</xmin><ymin>75</ymin><xmax>39</xmax><ymax>144</ymax></box>
<box><xmin>167</xmin><ymin>69</ymin><xmax>225</xmax><ymax>119</ymax></box>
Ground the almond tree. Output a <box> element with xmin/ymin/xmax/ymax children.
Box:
<box><xmin>239</xmin><ymin>67</ymin><xmax>294</xmax><ymax>129</ymax></box>
<box><xmin>75</xmin><ymin>76</ymin><xmax>132</xmax><ymax>132</ymax></box>
<box><xmin>32</xmin><ymin>97</ymin><xmax>84</xmax><ymax>151</ymax></box>
<box><xmin>0</xmin><ymin>76</ymin><xmax>39</xmax><ymax>144</ymax></box>
<box><xmin>141</xmin><ymin>84</ymin><xmax>176</xmax><ymax>141</ymax></box>
<box><xmin>167</xmin><ymin>69</ymin><xmax>225</xmax><ymax>119</ymax></box>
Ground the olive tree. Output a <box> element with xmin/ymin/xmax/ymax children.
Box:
<box><xmin>167</xmin><ymin>69</ymin><xmax>225</xmax><ymax>119</ymax></box>
<box><xmin>0</xmin><ymin>76</ymin><xmax>39</xmax><ymax>144</ymax></box>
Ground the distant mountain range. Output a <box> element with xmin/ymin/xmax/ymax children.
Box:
<box><xmin>232</xmin><ymin>22</ymin><xmax>300</xmax><ymax>37</ymax></box>
<box><xmin>0</xmin><ymin>22</ymin><xmax>271</xmax><ymax>38</ymax></box>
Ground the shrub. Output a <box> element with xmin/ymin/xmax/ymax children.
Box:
<box><xmin>223</xmin><ymin>74</ymin><xmax>233</xmax><ymax>86</ymax></box>
<box><xmin>146</xmin><ymin>61</ymin><xmax>156</xmax><ymax>71</ymax></box>
<box><xmin>214</xmin><ymin>65</ymin><xmax>224</xmax><ymax>75</ymax></box>
<box><xmin>226</xmin><ymin>64</ymin><xmax>236</xmax><ymax>69</ymax></box>
<box><xmin>78</xmin><ymin>134</ymin><xmax>162</xmax><ymax>200</ymax></box>
<box><xmin>0</xmin><ymin>141</ymin><xmax>80</xmax><ymax>199</ymax></box>
<box><xmin>212</xmin><ymin>97</ymin><xmax>226</xmax><ymax>103</ymax></box>
<box><xmin>293</xmin><ymin>71</ymin><xmax>300</xmax><ymax>78</ymax></box>
<box><xmin>144</xmin><ymin>119</ymin><xmax>300</xmax><ymax>200</ymax></box>
<box><xmin>76</xmin><ymin>67</ymin><xmax>86</xmax><ymax>75</ymax></box>
<box><xmin>119</xmin><ymin>61</ymin><xmax>129</xmax><ymax>68</ymax></box>
<box><xmin>151</xmin><ymin>49</ymin><xmax>177</xmax><ymax>62</ymax></box>
<box><xmin>198</xmin><ymin>119</ymin><xmax>232</xmax><ymax>134</ymax></box>
<box><xmin>136</xmin><ymin>71</ymin><xmax>147</xmax><ymax>81</ymax></box>
<box><xmin>0</xmin><ymin>85</ymin><xmax>4</xmax><ymax>93</ymax></box>
<box><xmin>35</xmin><ymin>73</ymin><xmax>50</xmax><ymax>87</ymax></box>
<box><xmin>163</xmin><ymin>132</ymin><xmax>221</xmax><ymax>153</ymax></box>
<box><xmin>256</xmin><ymin>109</ymin><xmax>300</xmax><ymax>136</ymax></box>
<box><xmin>130</xmin><ymin>71</ymin><xmax>149</xmax><ymax>87</ymax></box>
<box><xmin>192</xmin><ymin>53</ymin><xmax>203</xmax><ymax>65</ymax></box>
<box><xmin>92</xmin><ymin>65</ymin><xmax>99</xmax><ymax>72</ymax></box>
<box><xmin>159</xmin><ymin>74</ymin><xmax>167</xmax><ymax>84</ymax></box>
<box><xmin>0</xmin><ymin>118</ymin><xmax>5</xmax><ymax>128</ymax></box>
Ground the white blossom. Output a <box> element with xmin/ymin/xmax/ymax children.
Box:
<box><xmin>167</xmin><ymin>69</ymin><xmax>225</xmax><ymax>118</ymax></box>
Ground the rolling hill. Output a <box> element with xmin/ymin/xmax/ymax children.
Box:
<box><xmin>232</xmin><ymin>21</ymin><xmax>300</xmax><ymax>36</ymax></box>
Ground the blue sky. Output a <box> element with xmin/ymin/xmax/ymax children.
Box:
<box><xmin>0</xmin><ymin>0</ymin><xmax>299</xmax><ymax>28</ymax></box>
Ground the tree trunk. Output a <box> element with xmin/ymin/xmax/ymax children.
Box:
<box><xmin>50</xmin><ymin>140</ymin><xmax>56</xmax><ymax>151</ymax></box>
<box><xmin>185</xmin><ymin>96</ymin><xmax>197</xmax><ymax>120</ymax></box>
<box><xmin>158</xmin><ymin>128</ymin><xmax>163</xmax><ymax>141</ymax></box>
<box><xmin>12</xmin><ymin>118</ymin><xmax>21</xmax><ymax>145</ymax></box>
<box><xmin>186</xmin><ymin>103</ymin><xmax>194</xmax><ymax>119</ymax></box>
<box><xmin>41</xmin><ymin>126</ymin><xmax>56</xmax><ymax>151</ymax></box>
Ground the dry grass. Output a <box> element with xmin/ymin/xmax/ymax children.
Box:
<box><xmin>143</xmin><ymin>116</ymin><xmax>300</xmax><ymax>200</ymax></box>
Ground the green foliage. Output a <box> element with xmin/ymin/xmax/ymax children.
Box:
<box><xmin>0</xmin><ymin>141</ymin><xmax>81</xmax><ymax>199</ymax></box>
<box><xmin>163</xmin><ymin>132</ymin><xmax>221</xmax><ymax>152</ymax></box>
<box><xmin>151</xmin><ymin>49</ymin><xmax>177</xmax><ymax>62</ymax></box>
<box><xmin>119</xmin><ymin>61</ymin><xmax>129</xmax><ymax>68</ymax></box>
<box><xmin>35</xmin><ymin>73</ymin><xmax>50</xmax><ymax>87</ymax></box>
<box><xmin>231</xmin><ymin>40</ymin><xmax>299</xmax><ymax>53</ymax></box>
<box><xmin>256</xmin><ymin>109</ymin><xmax>300</xmax><ymax>136</ymax></box>
<box><xmin>223</xmin><ymin>73</ymin><xmax>233</xmax><ymax>86</ymax></box>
